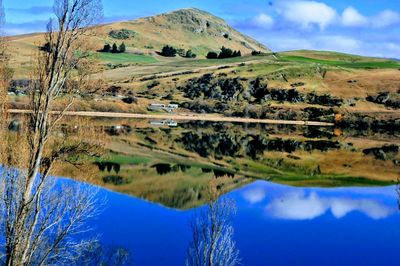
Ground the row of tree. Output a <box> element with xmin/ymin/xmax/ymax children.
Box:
<box><xmin>159</xmin><ymin>45</ymin><xmax>197</xmax><ymax>58</ymax></box>
<box><xmin>207</xmin><ymin>46</ymin><xmax>241</xmax><ymax>59</ymax></box>
<box><xmin>100</xmin><ymin>42</ymin><xmax>126</xmax><ymax>53</ymax></box>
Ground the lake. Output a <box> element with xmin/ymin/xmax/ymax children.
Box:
<box><xmin>93</xmin><ymin>180</ymin><xmax>400</xmax><ymax>266</ymax></box>
<box><xmin>5</xmin><ymin>117</ymin><xmax>400</xmax><ymax>265</ymax></box>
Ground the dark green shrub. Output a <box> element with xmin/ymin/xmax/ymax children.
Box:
<box><xmin>111</xmin><ymin>43</ymin><xmax>119</xmax><ymax>53</ymax></box>
<box><xmin>100</xmin><ymin>43</ymin><xmax>111</xmax><ymax>52</ymax></box>
<box><xmin>109</xmin><ymin>28</ymin><xmax>136</xmax><ymax>39</ymax></box>
<box><xmin>206</xmin><ymin>51</ymin><xmax>218</xmax><ymax>59</ymax></box>
<box><xmin>119</xmin><ymin>42</ymin><xmax>126</xmax><ymax>53</ymax></box>
<box><xmin>185</xmin><ymin>50</ymin><xmax>197</xmax><ymax>58</ymax></box>
<box><xmin>218</xmin><ymin>46</ymin><xmax>233</xmax><ymax>59</ymax></box>
<box><xmin>160</xmin><ymin>45</ymin><xmax>177</xmax><ymax>57</ymax></box>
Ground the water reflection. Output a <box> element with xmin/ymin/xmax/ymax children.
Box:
<box><xmin>266</xmin><ymin>191</ymin><xmax>393</xmax><ymax>220</ymax></box>
<box><xmin>241</xmin><ymin>181</ymin><xmax>396</xmax><ymax>221</ymax></box>
<box><xmin>186</xmin><ymin>197</ymin><xmax>240</xmax><ymax>266</ymax></box>
<box><xmin>242</xmin><ymin>187</ymin><xmax>267</xmax><ymax>204</ymax></box>
<box><xmin>150</xmin><ymin>120</ymin><xmax>178</xmax><ymax>127</ymax></box>
<box><xmin>90</xmin><ymin>179</ymin><xmax>400</xmax><ymax>266</ymax></box>
<box><xmin>7</xmin><ymin>117</ymin><xmax>399</xmax><ymax>209</ymax></box>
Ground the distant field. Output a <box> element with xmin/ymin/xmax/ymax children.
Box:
<box><xmin>95</xmin><ymin>52</ymin><xmax>158</xmax><ymax>64</ymax></box>
<box><xmin>278</xmin><ymin>53</ymin><xmax>400</xmax><ymax>69</ymax></box>
<box><xmin>96</xmin><ymin>153</ymin><xmax>151</xmax><ymax>165</ymax></box>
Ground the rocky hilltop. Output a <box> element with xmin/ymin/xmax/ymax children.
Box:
<box><xmin>99</xmin><ymin>8</ymin><xmax>270</xmax><ymax>56</ymax></box>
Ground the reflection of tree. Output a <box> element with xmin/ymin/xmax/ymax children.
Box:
<box><xmin>0</xmin><ymin>0</ymin><xmax>107</xmax><ymax>264</ymax></box>
<box><xmin>186</xmin><ymin>197</ymin><xmax>240</xmax><ymax>266</ymax></box>
<box><xmin>80</xmin><ymin>243</ymin><xmax>132</xmax><ymax>266</ymax></box>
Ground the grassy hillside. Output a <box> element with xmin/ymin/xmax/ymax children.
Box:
<box><xmin>8</xmin><ymin>8</ymin><xmax>270</xmax><ymax>78</ymax></box>
<box><xmin>278</xmin><ymin>50</ymin><xmax>400</xmax><ymax>69</ymax></box>
<box><xmin>96</xmin><ymin>52</ymin><xmax>158</xmax><ymax>64</ymax></box>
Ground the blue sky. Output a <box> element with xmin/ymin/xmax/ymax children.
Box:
<box><xmin>3</xmin><ymin>0</ymin><xmax>400</xmax><ymax>58</ymax></box>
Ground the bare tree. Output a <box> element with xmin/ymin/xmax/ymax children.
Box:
<box><xmin>0</xmin><ymin>0</ymin><xmax>12</xmax><ymax>118</ymax></box>
<box><xmin>0</xmin><ymin>0</ymin><xmax>106</xmax><ymax>265</ymax></box>
<box><xmin>186</xmin><ymin>197</ymin><xmax>240</xmax><ymax>266</ymax></box>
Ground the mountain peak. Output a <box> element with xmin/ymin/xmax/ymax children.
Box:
<box><xmin>137</xmin><ymin>8</ymin><xmax>269</xmax><ymax>54</ymax></box>
<box><xmin>9</xmin><ymin>8</ymin><xmax>270</xmax><ymax>61</ymax></box>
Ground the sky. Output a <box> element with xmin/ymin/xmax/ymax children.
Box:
<box><xmin>3</xmin><ymin>0</ymin><xmax>400</xmax><ymax>58</ymax></box>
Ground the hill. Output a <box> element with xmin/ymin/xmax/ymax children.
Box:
<box><xmin>8</xmin><ymin>8</ymin><xmax>270</xmax><ymax>77</ymax></box>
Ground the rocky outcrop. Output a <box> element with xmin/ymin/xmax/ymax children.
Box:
<box><xmin>180</xmin><ymin>74</ymin><xmax>343</xmax><ymax>108</ymax></box>
<box><xmin>366</xmin><ymin>91</ymin><xmax>400</xmax><ymax>109</ymax></box>
<box><xmin>363</xmin><ymin>145</ymin><xmax>399</xmax><ymax>161</ymax></box>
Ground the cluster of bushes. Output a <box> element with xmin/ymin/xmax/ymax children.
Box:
<box><xmin>306</xmin><ymin>92</ymin><xmax>343</xmax><ymax>107</ymax></box>
<box><xmin>180</xmin><ymin>101</ymin><xmax>230</xmax><ymax>114</ymax></box>
<box><xmin>206</xmin><ymin>46</ymin><xmax>241</xmax><ymax>59</ymax></box>
<box><xmin>109</xmin><ymin>28</ymin><xmax>136</xmax><ymax>39</ymax></box>
<box><xmin>366</xmin><ymin>91</ymin><xmax>400</xmax><ymax>109</ymax></box>
<box><xmin>250</xmin><ymin>78</ymin><xmax>343</xmax><ymax>106</ymax></box>
<box><xmin>159</xmin><ymin>45</ymin><xmax>197</xmax><ymax>58</ymax></box>
<box><xmin>180</xmin><ymin>74</ymin><xmax>343</xmax><ymax>107</ymax></box>
<box><xmin>179</xmin><ymin>73</ymin><xmax>244</xmax><ymax>101</ymax></box>
<box><xmin>181</xmin><ymin>49</ymin><xmax>197</xmax><ymax>58</ymax></box>
<box><xmin>100</xmin><ymin>42</ymin><xmax>126</xmax><ymax>53</ymax></box>
<box><xmin>160</xmin><ymin>45</ymin><xmax>177</xmax><ymax>57</ymax></box>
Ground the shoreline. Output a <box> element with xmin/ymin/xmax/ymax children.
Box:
<box><xmin>8</xmin><ymin>109</ymin><xmax>335</xmax><ymax>126</ymax></box>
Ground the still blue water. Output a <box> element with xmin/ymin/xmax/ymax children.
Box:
<box><xmin>92</xmin><ymin>181</ymin><xmax>400</xmax><ymax>266</ymax></box>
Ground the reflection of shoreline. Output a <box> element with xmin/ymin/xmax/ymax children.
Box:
<box><xmin>241</xmin><ymin>181</ymin><xmax>396</xmax><ymax>221</ymax></box>
<box><xmin>8</xmin><ymin>109</ymin><xmax>334</xmax><ymax>126</ymax></box>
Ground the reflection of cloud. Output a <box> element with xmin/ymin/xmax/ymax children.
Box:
<box><xmin>266</xmin><ymin>191</ymin><xmax>393</xmax><ymax>220</ymax></box>
<box><xmin>243</xmin><ymin>187</ymin><xmax>267</xmax><ymax>204</ymax></box>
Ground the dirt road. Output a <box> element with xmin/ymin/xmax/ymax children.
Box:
<box><xmin>9</xmin><ymin>109</ymin><xmax>334</xmax><ymax>126</ymax></box>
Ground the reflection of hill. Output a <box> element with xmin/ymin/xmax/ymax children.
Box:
<box><xmin>4</xmin><ymin>118</ymin><xmax>399</xmax><ymax>209</ymax></box>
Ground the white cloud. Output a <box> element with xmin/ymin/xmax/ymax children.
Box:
<box><xmin>278</xmin><ymin>1</ymin><xmax>338</xmax><ymax>30</ymax></box>
<box><xmin>253</xmin><ymin>13</ymin><xmax>274</xmax><ymax>29</ymax></box>
<box><xmin>243</xmin><ymin>187</ymin><xmax>267</xmax><ymax>204</ymax></box>
<box><xmin>254</xmin><ymin>30</ymin><xmax>400</xmax><ymax>58</ymax></box>
<box><xmin>265</xmin><ymin>191</ymin><xmax>393</xmax><ymax>220</ymax></box>
<box><xmin>340</xmin><ymin>8</ymin><xmax>400</xmax><ymax>28</ymax></box>
<box><xmin>372</xmin><ymin>10</ymin><xmax>400</xmax><ymax>28</ymax></box>
<box><xmin>342</xmin><ymin>7</ymin><xmax>368</xmax><ymax>27</ymax></box>
<box><xmin>314</xmin><ymin>35</ymin><xmax>361</xmax><ymax>53</ymax></box>
<box><xmin>264</xmin><ymin>34</ymin><xmax>360</xmax><ymax>54</ymax></box>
